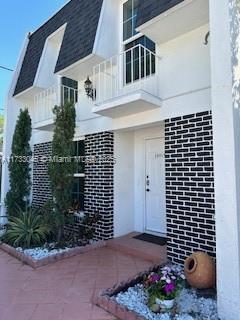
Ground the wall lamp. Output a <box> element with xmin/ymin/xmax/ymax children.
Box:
<box><xmin>84</xmin><ymin>76</ymin><xmax>95</xmax><ymax>100</ymax></box>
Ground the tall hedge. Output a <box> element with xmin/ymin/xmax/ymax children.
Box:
<box><xmin>5</xmin><ymin>109</ymin><xmax>32</xmax><ymax>216</ymax></box>
<box><xmin>48</xmin><ymin>102</ymin><xmax>76</xmax><ymax>242</ymax></box>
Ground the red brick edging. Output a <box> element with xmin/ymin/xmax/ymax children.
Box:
<box><xmin>0</xmin><ymin>241</ymin><xmax>106</xmax><ymax>268</ymax></box>
<box><xmin>95</xmin><ymin>265</ymin><xmax>161</xmax><ymax>320</ymax></box>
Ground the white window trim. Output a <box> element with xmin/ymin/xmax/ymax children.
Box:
<box><xmin>123</xmin><ymin>32</ymin><xmax>143</xmax><ymax>46</ymax></box>
<box><xmin>73</xmin><ymin>135</ymin><xmax>85</xmax><ymax>141</ymax></box>
<box><xmin>74</xmin><ymin>173</ymin><xmax>85</xmax><ymax>178</ymax></box>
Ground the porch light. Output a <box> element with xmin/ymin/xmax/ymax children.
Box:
<box><xmin>84</xmin><ymin>76</ymin><xmax>95</xmax><ymax>100</ymax></box>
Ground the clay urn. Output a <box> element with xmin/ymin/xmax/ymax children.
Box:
<box><xmin>184</xmin><ymin>251</ymin><xmax>216</xmax><ymax>289</ymax></box>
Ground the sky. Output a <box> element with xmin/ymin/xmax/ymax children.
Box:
<box><xmin>0</xmin><ymin>0</ymin><xmax>69</xmax><ymax>114</ymax></box>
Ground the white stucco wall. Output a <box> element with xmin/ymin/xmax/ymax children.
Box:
<box><xmin>34</xmin><ymin>25</ymin><xmax>66</xmax><ymax>89</ymax></box>
<box><xmin>114</xmin><ymin>131</ymin><xmax>134</xmax><ymax>237</ymax></box>
<box><xmin>94</xmin><ymin>0</ymin><xmax>121</xmax><ymax>59</ymax></box>
<box><xmin>158</xmin><ymin>24</ymin><xmax>210</xmax><ymax>99</ymax></box>
<box><xmin>210</xmin><ymin>1</ymin><xmax>240</xmax><ymax>319</ymax></box>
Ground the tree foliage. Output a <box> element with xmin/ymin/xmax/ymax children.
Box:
<box><xmin>48</xmin><ymin>102</ymin><xmax>76</xmax><ymax>242</ymax></box>
<box><xmin>5</xmin><ymin>109</ymin><xmax>32</xmax><ymax>216</ymax></box>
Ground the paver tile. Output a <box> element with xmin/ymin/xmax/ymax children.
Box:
<box><xmin>0</xmin><ymin>246</ymin><xmax>153</xmax><ymax>320</ymax></box>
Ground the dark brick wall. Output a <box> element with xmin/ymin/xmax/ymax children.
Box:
<box><xmin>32</xmin><ymin>132</ymin><xmax>114</xmax><ymax>241</ymax></box>
<box><xmin>165</xmin><ymin>111</ymin><xmax>215</xmax><ymax>264</ymax></box>
<box><xmin>32</xmin><ymin>142</ymin><xmax>52</xmax><ymax>207</ymax></box>
<box><xmin>84</xmin><ymin>132</ymin><xmax>114</xmax><ymax>240</ymax></box>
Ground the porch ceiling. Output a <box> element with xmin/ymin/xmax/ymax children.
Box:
<box><xmin>136</xmin><ymin>0</ymin><xmax>209</xmax><ymax>44</ymax></box>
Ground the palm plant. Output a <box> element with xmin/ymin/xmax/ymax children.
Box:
<box><xmin>2</xmin><ymin>206</ymin><xmax>49</xmax><ymax>248</ymax></box>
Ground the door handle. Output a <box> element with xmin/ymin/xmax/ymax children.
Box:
<box><xmin>146</xmin><ymin>188</ymin><xmax>150</xmax><ymax>192</ymax></box>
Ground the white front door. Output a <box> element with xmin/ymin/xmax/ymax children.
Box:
<box><xmin>145</xmin><ymin>138</ymin><xmax>166</xmax><ymax>235</ymax></box>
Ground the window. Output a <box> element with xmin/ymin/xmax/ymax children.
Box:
<box><xmin>72</xmin><ymin>140</ymin><xmax>85</xmax><ymax>211</ymax></box>
<box><xmin>124</xmin><ymin>36</ymin><xmax>156</xmax><ymax>84</ymax></box>
<box><xmin>61</xmin><ymin>77</ymin><xmax>78</xmax><ymax>105</ymax></box>
<box><xmin>123</xmin><ymin>0</ymin><xmax>139</xmax><ymax>41</ymax></box>
<box><xmin>72</xmin><ymin>176</ymin><xmax>84</xmax><ymax>211</ymax></box>
<box><xmin>74</xmin><ymin>140</ymin><xmax>85</xmax><ymax>174</ymax></box>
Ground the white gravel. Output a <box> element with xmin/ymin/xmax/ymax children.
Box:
<box><xmin>115</xmin><ymin>284</ymin><xmax>218</xmax><ymax>320</ymax></box>
<box><xmin>16</xmin><ymin>246</ymin><xmax>71</xmax><ymax>260</ymax></box>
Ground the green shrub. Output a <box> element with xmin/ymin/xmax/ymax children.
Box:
<box><xmin>48</xmin><ymin>102</ymin><xmax>76</xmax><ymax>242</ymax></box>
<box><xmin>41</xmin><ymin>200</ymin><xmax>74</xmax><ymax>243</ymax></box>
<box><xmin>5</xmin><ymin>109</ymin><xmax>32</xmax><ymax>216</ymax></box>
<box><xmin>2</xmin><ymin>206</ymin><xmax>49</xmax><ymax>248</ymax></box>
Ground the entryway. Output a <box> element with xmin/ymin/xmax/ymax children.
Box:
<box><xmin>145</xmin><ymin>137</ymin><xmax>166</xmax><ymax>235</ymax></box>
<box><xmin>113</xmin><ymin>125</ymin><xmax>167</xmax><ymax>238</ymax></box>
<box><xmin>107</xmin><ymin>232</ymin><xmax>167</xmax><ymax>264</ymax></box>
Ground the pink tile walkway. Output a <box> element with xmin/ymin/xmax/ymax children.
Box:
<box><xmin>0</xmin><ymin>246</ymin><xmax>153</xmax><ymax>320</ymax></box>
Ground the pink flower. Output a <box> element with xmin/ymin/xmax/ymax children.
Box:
<box><xmin>164</xmin><ymin>282</ymin><xmax>175</xmax><ymax>294</ymax></box>
<box><xmin>150</xmin><ymin>274</ymin><xmax>161</xmax><ymax>282</ymax></box>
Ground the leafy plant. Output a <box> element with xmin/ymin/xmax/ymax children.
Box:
<box><xmin>143</xmin><ymin>265</ymin><xmax>185</xmax><ymax>308</ymax></box>
<box><xmin>2</xmin><ymin>206</ymin><xmax>49</xmax><ymax>248</ymax></box>
<box><xmin>41</xmin><ymin>200</ymin><xmax>74</xmax><ymax>243</ymax></box>
<box><xmin>5</xmin><ymin>109</ymin><xmax>32</xmax><ymax>216</ymax></box>
<box><xmin>48</xmin><ymin>101</ymin><xmax>76</xmax><ymax>242</ymax></box>
<box><xmin>64</xmin><ymin>212</ymin><xmax>101</xmax><ymax>247</ymax></box>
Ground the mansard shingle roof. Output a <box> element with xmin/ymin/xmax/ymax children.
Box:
<box><xmin>14</xmin><ymin>0</ymin><xmax>103</xmax><ymax>96</ymax></box>
<box><xmin>14</xmin><ymin>0</ymin><xmax>185</xmax><ymax>96</ymax></box>
<box><xmin>137</xmin><ymin>0</ymin><xmax>185</xmax><ymax>27</ymax></box>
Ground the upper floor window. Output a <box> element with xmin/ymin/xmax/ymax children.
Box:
<box><xmin>123</xmin><ymin>0</ymin><xmax>139</xmax><ymax>41</ymax></box>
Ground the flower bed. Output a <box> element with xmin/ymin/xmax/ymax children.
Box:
<box><xmin>96</xmin><ymin>264</ymin><xmax>218</xmax><ymax>320</ymax></box>
<box><xmin>0</xmin><ymin>240</ymin><xmax>105</xmax><ymax>268</ymax></box>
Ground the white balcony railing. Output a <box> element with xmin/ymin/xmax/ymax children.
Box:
<box><xmin>34</xmin><ymin>85</ymin><xmax>78</xmax><ymax>126</ymax></box>
<box><xmin>93</xmin><ymin>44</ymin><xmax>161</xmax><ymax>106</ymax></box>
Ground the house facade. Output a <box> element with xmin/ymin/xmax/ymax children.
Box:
<box><xmin>1</xmin><ymin>1</ymin><xmax>240</xmax><ymax>319</ymax></box>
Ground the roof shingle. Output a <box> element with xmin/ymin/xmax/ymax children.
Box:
<box><xmin>14</xmin><ymin>0</ymin><xmax>103</xmax><ymax>96</ymax></box>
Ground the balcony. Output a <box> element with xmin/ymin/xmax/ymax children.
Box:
<box><xmin>33</xmin><ymin>85</ymin><xmax>78</xmax><ymax>130</ymax></box>
<box><xmin>92</xmin><ymin>44</ymin><xmax>162</xmax><ymax>118</ymax></box>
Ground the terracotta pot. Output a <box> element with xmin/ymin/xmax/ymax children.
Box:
<box><xmin>184</xmin><ymin>251</ymin><xmax>216</xmax><ymax>289</ymax></box>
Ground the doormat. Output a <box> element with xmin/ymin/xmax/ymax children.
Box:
<box><xmin>133</xmin><ymin>233</ymin><xmax>167</xmax><ymax>246</ymax></box>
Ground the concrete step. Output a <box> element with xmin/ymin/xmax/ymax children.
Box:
<box><xmin>107</xmin><ymin>232</ymin><xmax>167</xmax><ymax>264</ymax></box>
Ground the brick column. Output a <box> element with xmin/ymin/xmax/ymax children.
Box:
<box><xmin>32</xmin><ymin>142</ymin><xmax>52</xmax><ymax>207</ymax></box>
<box><xmin>165</xmin><ymin>111</ymin><xmax>215</xmax><ymax>264</ymax></box>
<box><xmin>84</xmin><ymin>132</ymin><xmax>114</xmax><ymax>240</ymax></box>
